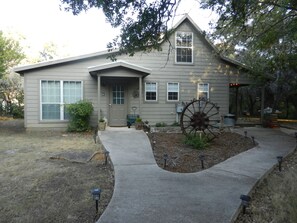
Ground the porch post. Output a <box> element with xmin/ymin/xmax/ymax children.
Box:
<box><xmin>97</xmin><ymin>75</ymin><xmax>101</xmax><ymax>122</ymax></box>
<box><xmin>138</xmin><ymin>77</ymin><xmax>142</xmax><ymax>117</ymax></box>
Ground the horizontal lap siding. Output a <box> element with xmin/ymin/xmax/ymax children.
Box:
<box><xmin>113</xmin><ymin>21</ymin><xmax>231</xmax><ymax>124</ymax></box>
<box><xmin>23</xmin><ymin>19</ymin><xmax>248</xmax><ymax>128</ymax></box>
<box><xmin>24</xmin><ymin>64</ymin><xmax>98</xmax><ymax>129</ymax></box>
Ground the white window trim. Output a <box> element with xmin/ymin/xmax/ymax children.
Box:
<box><xmin>197</xmin><ymin>83</ymin><xmax>209</xmax><ymax>100</ymax></box>
<box><xmin>167</xmin><ymin>82</ymin><xmax>179</xmax><ymax>101</ymax></box>
<box><xmin>175</xmin><ymin>31</ymin><xmax>194</xmax><ymax>64</ymax></box>
<box><xmin>40</xmin><ymin>80</ymin><xmax>83</xmax><ymax>121</ymax></box>
<box><xmin>144</xmin><ymin>82</ymin><xmax>158</xmax><ymax>102</ymax></box>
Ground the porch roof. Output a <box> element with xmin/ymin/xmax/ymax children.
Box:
<box><xmin>88</xmin><ymin>60</ymin><xmax>151</xmax><ymax>77</ymax></box>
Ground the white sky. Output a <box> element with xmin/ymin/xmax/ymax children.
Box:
<box><xmin>0</xmin><ymin>0</ymin><xmax>217</xmax><ymax>61</ymax></box>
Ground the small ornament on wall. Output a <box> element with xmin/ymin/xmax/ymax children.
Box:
<box><xmin>132</xmin><ymin>89</ymin><xmax>139</xmax><ymax>98</ymax></box>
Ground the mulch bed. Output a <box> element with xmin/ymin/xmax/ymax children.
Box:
<box><xmin>148</xmin><ymin>131</ymin><xmax>255</xmax><ymax>173</ymax></box>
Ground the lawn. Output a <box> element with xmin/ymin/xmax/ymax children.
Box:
<box><xmin>0</xmin><ymin>122</ymin><xmax>114</xmax><ymax>223</ymax></box>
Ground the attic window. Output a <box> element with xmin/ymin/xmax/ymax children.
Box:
<box><xmin>175</xmin><ymin>32</ymin><xmax>193</xmax><ymax>64</ymax></box>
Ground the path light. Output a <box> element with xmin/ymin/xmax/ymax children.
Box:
<box><xmin>104</xmin><ymin>150</ymin><xmax>110</xmax><ymax>166</ymax></box>
<box><xmin>277</xmin><ymin>156</ymin><xmax>283</xmax><ymax>172</ymax></box>
<box><xmin>93</xmin><ymin>129</ymin><xmax>97</xmax><ymax>144</ymax></box>
<box><xmin>240</xmin><ymin>194</ymin><xmax>251</xmax><ymax>214</ymax></box>
<box><xmin>295</xmin><ymin>132</ymin><xmax>297</xmax><ymax>142</ymax></box>
<box><xmin>251</xmin><ymin>136</ymin><xmax>255</xmax><ymax>145</ymax></box>
<box><xmin>199</xmin><ymin>154</ymin><xmax>205</xmax><ymax>169</ymax></box>
<box><xmin>163</xmin><ymin>153</ymin><xmax>168</xmax><ymax>168</ymax></box>
<box><xmin>152</xmin><ymin>141</ymin><xmax>156</xmax><ymax>149</ymax></box>
<box><xmin>244</xmin><ymin>130</ymin><xmax>247</xmax><ymax>138</ymax></box>
<box><xmin>91</xmin><ymin>188</ymin><xmax>101</xmax><ymax>213</ymax></box>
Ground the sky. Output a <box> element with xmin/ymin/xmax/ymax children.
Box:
<box><xmin>0</xmin><ymin>0</ymin><xmax>217</xmax><ymax>62</ymax></box>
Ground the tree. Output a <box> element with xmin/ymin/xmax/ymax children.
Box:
<box><xmin>60</xmin><ymin>0</ymin><xmax>182</xmax><ymax>56</ymax></box>
<box><xmin>0</xmin><ymin>31</ymin><xmax>25</xmax><ymax>79</ymax></box>
<box><xmin>60</xmin><ymin>0</ymin><xmax>297</xmax><ymax>116</ymax></box>
<box><xmin>0</xmin><ymin>32</ymin><xmax>25</xmax><ymax>117</ymax></box>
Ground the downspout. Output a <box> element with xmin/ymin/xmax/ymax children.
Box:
<box><xmin>97</xmin><ymin>75</ymin><xmax>101</xmax><ymax>123</ymax></box>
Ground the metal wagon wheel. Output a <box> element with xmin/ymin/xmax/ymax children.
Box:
<box><xmin>180</xmin><ymin>99</ymin><xmax>220</xmax><ymax>141</ymax></box>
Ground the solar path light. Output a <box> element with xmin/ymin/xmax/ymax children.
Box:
<box><xmin>163</xmin><ymin>153</ymin><xmax>168</xmax><ymax>168</ymax></box>
<box><xmin>251</xmin><ymin>136</ymin><xmax>255</xmax><ymax>145</ymax></box>
<box><xmin>91</xmin><ymin>188</ymin><xmax>101</xmax><ymax>213</ymax></box>
<box><xmin>240</xmin><ymin>194</ymin><xmax>251</xmax><ymax>214</ymax></box>
<box><xmin>277</xmin><ymin>156</ymin><xmax>283</xmax><ymax>172</ymax></box>
<box><xmin>244</xmin><ymin>130</ymin><xmax>247</xmax><ymax>138</ymax></box>
<box><xmin>104</xmin><ymin>150</ymin><xmax>110</xmax><ymax>166</ymax></box>
<box><xmin>199</xmin><ymin>154</ymin><xmax>205</xmax><ymax>169</ymax></box>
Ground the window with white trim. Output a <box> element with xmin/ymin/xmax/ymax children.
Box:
<box><xmin>176</xmin><ymin>32</ymin><xmax>193</xmax><ymax>63</ymax></box>
<box><xmin>41</xmin><ymin>80</ymin><xmax>82</xmax><ymax>120</ymax></box>
<box><xmin>145</xmin><ymin>82</ymin><xmax>157</xmax><ymax>101</ymax></box>
<box><xmin>167</xmin><ymin>82</ymin><xmax>179</xmax><ymax>101</ymax></box>
<box><xmin>197</xmin><ymin>83</ymin><xmax>209</xmax><ymax>100</ymax></box>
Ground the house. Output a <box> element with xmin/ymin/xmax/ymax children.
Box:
<box><xmin>14</xmin><ymin>15</ymin><xmax>250</xmax><ymax>130</ymax></box>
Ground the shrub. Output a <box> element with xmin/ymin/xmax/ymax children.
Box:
<box><xmin>11</xmin><ymin>104</ymin><xmax>24</xmax><ymax>119</ymax></box>
<box><xmin>155</xmin><ymin>122</ymin><xmax>167</xmax><ymax>127</ymax></box>
<box><xmin>66</xmin><ymin>100</ymin><xmax>93</xmax><ymax>132</ymax></box>
<box><xmin>184</xmin><ymin>134</ymin><xmax>209</xmax><ymax>150</ymax></box>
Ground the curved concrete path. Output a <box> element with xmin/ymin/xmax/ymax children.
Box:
<box><xmin>98</xmin><ymin>127</ymin><xmax>296</xmax><ymax>223</ymax></box>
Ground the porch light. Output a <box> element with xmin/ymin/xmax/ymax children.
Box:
<box><xmin>277</xmin><ymin>156</ymin><xmax>283</xmax><ymax>172</ymax></box>
<box><xmin>163</xmin><ymin>153</ymin><xmax>168</xmax><ymax>168</ymax></box>
<box><xmin>199</xmin><ymin>154</ymin><xmax>205</xmax><ymax>169</ymax></box>
<box><xmin>240</xmin><ymin>194</ymin><xmax>251</xmax><ymax>214</ymax></box>
<box><xmin>91</xmin><ymin>188</ymin><xmax>101</xmax><ymax>213</ymax></box>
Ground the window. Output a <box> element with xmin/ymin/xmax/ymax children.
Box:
<box><xmin>112</xmin><ymin>85</ymin><xmax>124</xmax><ymax>104</ymax></box>
<box><xmin>176</xmin><ymin>32</ymin><xmax>193</xmax><ymax>63</ymax></box>
<box><xmin>167</xmin><ymin>83</ymin><xmax>179</xmax><ymax>101</ymax></box>
<box><xmin>145</xmin><ymin>82</ymin><xmax>157</xmax><ymax>101</ymax></box>
<box><xmin>41</xmin><ymin>80</ymin><xmax>82</xmax><ymax>120</ymax></box>
<box><xmin>197</xmin><ymin>83</ymin><xmax>209</xmax><ymax>100</ymax></box>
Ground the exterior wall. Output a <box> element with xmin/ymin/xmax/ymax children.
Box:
<box><xmin>21</xmin><ymin>18</ymin><xmax>250</xmax><ymax>129</ymax></box>
<box><xmin>23</xmin><ymin>64</ymin><xmax>98</xmax><ymax>130</ymax></box>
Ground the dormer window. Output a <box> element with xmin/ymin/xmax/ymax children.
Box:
<box><xmin>175</xmin><ymin>32</ymin><xmax>193</xmax><ymax>64</ymax></box>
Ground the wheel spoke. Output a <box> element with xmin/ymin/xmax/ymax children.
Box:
<box><xmin>180</xmin><ymin>99</ymin><xmax>220</xmax><ymax>140</ymax></box>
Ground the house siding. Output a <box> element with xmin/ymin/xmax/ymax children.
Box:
<box><xmin>19</xmin><ymin>17</ymin><xmax>250</xmax><ymax>130</ymax></box>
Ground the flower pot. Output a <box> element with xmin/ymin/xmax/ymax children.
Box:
<box><xmin>98</xmin><ymin>122</ymin><xmax>106</xmax><ymax>131</ymax></box>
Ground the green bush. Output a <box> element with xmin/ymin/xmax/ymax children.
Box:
<box><xmin>11</xmin><ymin>104</ymin><xmax>24</xmax><ymax>119</ymax></box>
<box><xmin>184</xmin><ymin>134</ymin><xmax>209</xmax><ymax>150</ymax></box>
<box><xmin>66</xmin><ymin>100</ymin><xmax>93</xmax><ymax>132</ymax></box>
<box><xmin>155</xmin><ymin>122</ymin><xmax>167</xmax><ymax>127</ymax></box>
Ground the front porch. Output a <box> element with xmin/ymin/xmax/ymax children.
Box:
<box><xmin>89</xmin><ymin>60</ymin><xmax>151</xmax><ymax>127</ymax></box>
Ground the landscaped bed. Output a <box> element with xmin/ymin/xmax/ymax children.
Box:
<box><xmin>1</xmin><ymin>120</ymin><xmax>296</xmax><ymax>222</ymax></box>
<box><xmin>148</xmin><ymin>131</ymin><xmax>255</xmax><ymax>173</ymax></box>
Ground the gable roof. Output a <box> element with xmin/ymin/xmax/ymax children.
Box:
<box><xmin>88</xmin><ymin>60</ymin><xmax>151</xmax><ymax>77</ymax></box>
<box><xmin>14</xmin><ymin>14</ymin><xmax>246</xmax><ymax>75</ymax></box>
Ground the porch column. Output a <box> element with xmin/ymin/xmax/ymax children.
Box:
<box><xmin>97</xmin><ymin>75</ymin><xmax>101</xmax><ymax>122</ymax></box>
<box><xmin>138</xmin><ymin>77</ymin><xmax>142</xmax><ymax>117</ymax></box>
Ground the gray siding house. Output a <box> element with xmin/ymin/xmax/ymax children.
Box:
<box><xmin>15</xmin><ymin>15</ymin><xmax>250</xmax><ymax>130</ymax></box>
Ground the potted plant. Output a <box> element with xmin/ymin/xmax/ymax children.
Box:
<box><xmin>98</xmin><ymin>118</ymin><xmax>106</xmax><ymax>131</ymax></box>
<box><xmin>135</xmin><ymin>117</ymin><xmax>143</xmax><ymax>130</ymax></box>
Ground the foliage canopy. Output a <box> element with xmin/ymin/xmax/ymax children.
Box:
<box><xmin>0</xmin><ymin>32</ymin><xmax>25</xmax><ymax>79</ymax></box>
<box><xmin>60</xmin><ymin>0</ymin><xmax>181</xmax><ymax>57</ymax></box>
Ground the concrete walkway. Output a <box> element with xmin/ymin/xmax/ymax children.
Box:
<box><xmin>97</xmin><ymin>127</ymin><xmax>296</xmax><ymax>223</ymax></box>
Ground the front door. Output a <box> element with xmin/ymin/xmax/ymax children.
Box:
<box><xmin>109</xmin><ymin>84</ymin><xmax>127</xmax><ymax>126</ymax></box>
